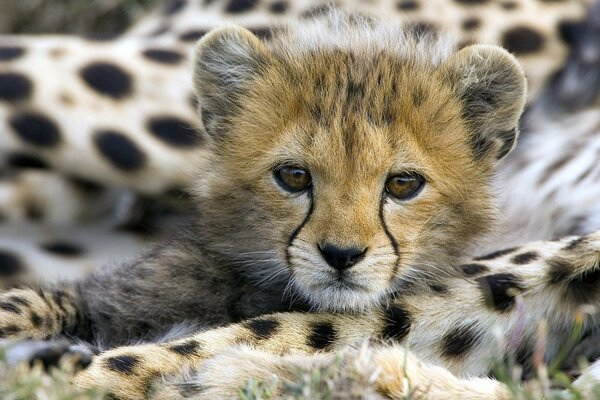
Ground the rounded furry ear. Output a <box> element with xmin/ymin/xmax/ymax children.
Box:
<box><xmin>439</xmin><ymin>45</ymin><xmax>527</xmax><ymax>161</ymax></box>
<box><xmin>193</xmin><ymin>26</ymin><xmax>272</xmax><ymax>137</ymax></box>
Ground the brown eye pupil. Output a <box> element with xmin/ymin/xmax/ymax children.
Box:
<box><xmin>275</xmin><ymin>166</ymin><xmax>312</xmax><ymax>192</ymax></box>
<box><xmin>385</xmin><ymin>174</ymin><xmax>424</xmax><ymax>200</ymax></box>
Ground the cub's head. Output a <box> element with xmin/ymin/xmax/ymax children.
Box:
<box><xmin>192</xmin><ymin>20</ymin><xmax>526</xmax><ymax>311</ymax></box>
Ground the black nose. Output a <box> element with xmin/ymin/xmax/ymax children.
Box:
<box><xmin>318</xmin><ymin>244</ymin><xmax>367</xmax><ymax>271</ymax></box>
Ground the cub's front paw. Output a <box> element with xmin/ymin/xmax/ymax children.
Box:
<box><xmin>0</xmin><ymin>289</ymin><xmax>58</xmax><ymax>340</ymax></box>
<box><xmin>4</xmin><ymin>339</ymin><xmax>94</xmax><ymax>371</ymax></box>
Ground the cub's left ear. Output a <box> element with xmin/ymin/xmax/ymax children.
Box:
<box><xmin>439</xmin><ymin>45</ymin><xmax>527</xmax><ymax>162</ymax></box>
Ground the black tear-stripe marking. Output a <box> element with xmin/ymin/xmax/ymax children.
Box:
<box><xmin>285</xmin><ymin>192</ymin><xmax>314</xmax><ymax>269</ymax></box>
<box><xmin>379</xmin><ymin>196</ymin><xmax>400</xmax><ymax>277</ymax></box>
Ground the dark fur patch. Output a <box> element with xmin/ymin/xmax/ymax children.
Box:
<box><xmin>245</xmin><ymin>318</ymin><xmax>280</xmax><ymax>340</ymax></box>
<box><xmin>0</xmin><ymin>46</ymin><xmax>25</xmax><ymax>61</ymax></box>
<box><xmin>105</xmin><ymin>354</ymin><xmax>140</xmax><ymax>374</ymax></box>
<box><xmin>473</xmin><ymin>247</ymin><xmax>517</xmax><ymax>261</ymax></box>
<box><xmin>9</xmin><ymin>111</ymin><xmax>61</xmax><ymax>147</ymax></box>
<box><xmin>461</xmin><ymin>263</ymin><xmax>489</xmax><ymax>276</ymax></box>
<box><xmin>0</xmin><ymin>302</ymin><xmax>21</xmax><ymax>314</ymax></box>
<box><xmin>142</xmin><ymin>49</ymin><xmax>184</xmax><ymax>65</ymax></box>
<box><xmin>9</xmin><ymin>296</ymin><xmax>31</xmax><ymax>307</ymax></box>
<box><xmin>454</xmin><ymin>0</ymin><xmax>489</xmax><ymax>3</ymax></box>
<box><xmin>308</xmin><ymin>322</ymin><xmax>337</xmax><ymax>351</ymax></box>
<box><xmin>0</xmin><ymin>250</ymin><xmax>23</xmax><ymax>277</ymax></box>
<box><xmin>7</xmin><ymin>153</ymin><xmax>49</xmax><ymax>169</ymax></box>
<box><xmin>547</xmin><ymin>258</ymin><xmax>600</xmax><ymax>303</ymax></box>
<box><xmin>564</xmin><ymin>237</ymin><xmax>586</xmax><ymax>251</ymax></box>
<box><xmin>0</xmin><ymin>324</ymin><xmax>20</xmax><ymax>338</ymax></box>
<box><xmin>163</xmin><ymin>0</ymin><xmax>187</xmax><ymax>15</ymax></box>
<box><xmin>430</xmin><ymin>283</ymin><xmax>449</xmax><ymax>294</ymax></box>
<box><xmin>80</xmin><ymin>62</ymin><xmax>133</xmax><ymax>99</ymax></box>
<box><xmin>147</xmin><ymin>116</ymin><xmax>202</xmax><ymax>147</ymax></box>
<box><xmin>0</xmin><ymin>72</ymin><xmax>33</xmax><ymax>102</ymax></box>
<box><xmin>477</xmin><ymin>273</ymin><xmax>524</xmax><ymax>312</ymax></box>
<box><xmin>396</xmin><ymin>1</ymin><xmax>419</xmax><ymax>11</ymax></box>
<box><xmin>441</xmin><ymin>322</ymin><xmax>484</xmax><ymax>358</ymax></box>
<box><xmin>462</xmin><ymin>17</ymin><xmax>481</xmax><ymax>31</ymax></box>
<box><xmin>502</xmin><ymin>26</ymin><xmax>545</xmax><ymax>55</ymax></box>
<box><xmin>31</xmin><ymin>312</ymin><xmax>43</xmax><ymax>327</ymax></box>
<box><xmin>511</xmin><ymin>251</ymin><xmax>539</xmax><ymax>265</ymax></box>
<box><xmin>225</xmin><ymin>0</ymin><xmax>257</xmax><ymax>13</ymax></box>
<box><xmin>179</xmin><ymin>30</ymin><xmax>207</xmax><ymax>42</ymax></box>
<box><xmin>168</xmin><ymin>340</ymin><xmax>200</xmax><ymax>356</ymax></box>
<box><xmin>381</xmin><ymin>305</ymin><xmax>412</xmax><ymax>342</ymax></box>
<box><xmin>41</xmin><ymin>241</ymin><xmax>85</xmax><ymax>257</ymax></box>
<box><xmin>500</xmin><ymin>1</ymin><xmax>518</xmax><ymax>9</ymax></box>
<box><xmin>94</xmin><ymin>130</ymin><xmax>146</xmax><ymax>171</ymax></box>
<box><xmin>270</xmin><ymin>1</ymin><xmax>288</xmax><ymax>13</ymax></box>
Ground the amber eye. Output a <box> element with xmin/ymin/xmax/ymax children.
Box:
<box><xmin>274</xmin><ymin>166</ymin><xmax>312</xmax><ymax>193</ymax></box>
<box><xmin>385</xmin><ymin>173</ymin><xmax>425</xmax><ymax>200</ymax></box>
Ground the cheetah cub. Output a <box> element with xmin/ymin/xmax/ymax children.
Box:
<box><xmin>0</xmin><ymin>15</ymin><xmax>527</xmax><ymax>397</ymax></box>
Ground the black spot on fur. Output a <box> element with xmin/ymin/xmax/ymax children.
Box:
<box><xmin>502</xmin><ymin>27</ymin><xmax>545</xmax><ymax>55</ymax></box>
<box><xmin>397</xmin><ymin>1</ymin><xmax>419</xmax><ymax>11</ymax></box>
<box><xmin>381</xmin><ymin>305</ymin><xmax>412</xmax><ymax>342</ymax></box>
<box><xmin>407</xmin><ymin>22</ymin><xmax>438</xmax><ymax>36</ymax></box>
<box><xmin>0</xmin><ymin>324</ymin><xmax>20</xmax><ymax>338</ymax></box>
<box><xmin>558</xmin><ymin>20</ymin><xmax>585</xmax><ymax>45</ymax></box>
<box><xmin>454</xmin><ymin>0</ymin><xmax>489</xmax><ymax>4</ymax></box>
<box><xmin>164</xmin><ymin>0</ymin><xmax>187</xmax><ymax>15</ymax></box>
<box><xmin>0</xmin><ymin>46</ymin><xmax>25</xmax><ymax>61</ymax></box>
<box><xmin>169</xmin><ymin>340</ymin><xmax>200</xmax><ymax>356</ymax></box>
<box><xmin>547</xmin><ymin>258</ymin><xmax>600</xmax><ymax>303</ymax></box>
<box><xmin>441</xmin><ymin>322</ymin><xmax>483</xmax><ymax>358</ymax></box>
<box><xmin>68</xmin><ymin>176</ymin><xmax>103</xmax><ymax>195</ymax></box>
<box><xmin>474</xmin><ymin>247</ymin><xmax>517</xmax><ymax>261</ymax></box>
<box><xmin>248</xmin><ymin>27</ymin><xmax>274</xmax><ymax>40</ymax></box>
<box><xmin>270</xmin><ymin>1</ymin><xmax>288</xmax><ymax>13</ymax></box>
<box><xmin>245</xmin><ymin>318</ymin><xmax>280</xmax><ymax>340</ymax></box>
<box><xmin>80</xmin><ymin>62</ymin><xmax>132</xmax><ymax>99</ymax></box>
<box><xmin>9</xmin><ymin>112</ymin><xmax>61</xmax><ymax>147</ymax></box>
<box><xmin>564</xmin><ymin>236</ymin><xmax>586</xmax><ymax>251</ymax></box>
<box><xmin>461</xmin><ymin>263</ymin><xmax>489</xmax><ymax>276</ymax></box>
<box><xmin>25</xmin><ymin>202</ymin><xmax>43</xmax><ymax>221</ymax></box>
<box><xmin>94</xmin><ymin>130</ymin><xmax>146</xmax><ymax>171</ymax></box>
<box><xmin>147</xmin><ymin>116</ymin><xmax>202</xmax><ymax>147</ymax></box>
<box><xmin>9</xmin><ymin>296</ymin><xmax>30</xmax><ymax>307</ymax></box>
<box><xmin>0</xmin><ymin>72</ymin><xmax>33</xmax><ymax>102</ymax></box>
<box><xmin>105</xmin><ymin>354</ymin><xmax>140</xmax><ymax>374</ymax></box>
<box><xmin>0</xmin><ymin>302</ymin><xmax>21</xmax><ymax>314</ymax></box>
<box><xmin>462</xmin><ymin>17</ymin><xmax>481</xmax><ymax>31</ymax></box>
<box><xmin>178</xmin><ymin>30</ymin><xmax>207</xmax><ymax>42</ymax></box>
<box><xmin>308</xmin><ymin>322</ymin><xmax>337</xmax><ymax>350</ymax></box>
<box><xmin>301</xmin><ymin>4</ymin><xmax>331</xmax><ymax>18</ymax></box>
<box><xmin>511</xmin><ymin>251</ymin><xmax>539</xmax><ymax>265</ymax></box>
<box><xmin>142</xmin><ymin>49</ymin><xmax>184</xmax><ymax>65</ymax></box>
<box><xmin>31</xmin><ymin>312</ymin><xmax>43</xmax><ymax>328</ymax></box>
<box><xmin>500</xmin><ymin>1</ymin><xmax>518</xmax><ymax>9</ymax></box>
<box><xmin>225</xmin><ymin>0</ymin><xmax>257</xmax><ymax>13</ymax></box>
<box><xmin>7</xmin><ymin>153</ymin><xmax>49</xmax><ymax>170</ymax></box>
<box><xmin>430</xmin><ymin>283</ymin><xmax>449</xmax><ymax>294</ymax></box>
<box><xmin>41</xmin><ymin>241</ymin><xmax>85</xmax><ymax>257</ymax></box>
<box><xmin>478</xmin><ymin>273</ymin><xmax>524</xmax><ymax>312</ymax></box>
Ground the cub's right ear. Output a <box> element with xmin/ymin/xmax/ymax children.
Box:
<box><xmin>193</xmin><ymin>26</ymin><xmax>272</xmax><ymax>138</ymax></box>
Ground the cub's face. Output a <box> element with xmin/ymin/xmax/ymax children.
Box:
<box><xmin>193</xmin><ymin>25</ymin><xmax>526</xmax><ymax>311</ymax></box>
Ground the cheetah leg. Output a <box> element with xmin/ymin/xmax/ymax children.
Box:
<box><xmin>73</xmin><ymin>231</ymin><xmax>600</xmax><ymax>399</ymax></box>
<box><xmin>0</xmin><ymin>286</ymin><xmax>80</xmax><ymax>340</ymax></box>
<box><xmin>72</xmin><ymin>312</ymin><xmax>512</xmax><ymax>399</ymax></box>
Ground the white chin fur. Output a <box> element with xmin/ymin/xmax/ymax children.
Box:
<box><xmin>294</xmin><ymin>278</ymin><xmax>386</xmax><ymax>312</ymax></box>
